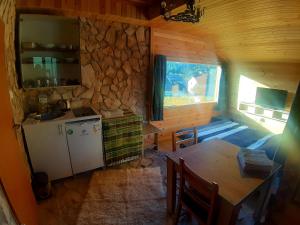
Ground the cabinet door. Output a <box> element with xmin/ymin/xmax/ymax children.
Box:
<box><xmin>23</xmin><ymin>121</ymin><xmax>73</xmax><ymax>180</ymax></box>
<box><xmin>66</xmin><ymin>120</ymin><xmax>104</xmax><ymax>174</ymax></box>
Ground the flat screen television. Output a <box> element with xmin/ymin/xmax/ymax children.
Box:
<box><xmin>255</xmin><ymin>87</ymin><xmax>288</xmax><ymax>110</ymax></box>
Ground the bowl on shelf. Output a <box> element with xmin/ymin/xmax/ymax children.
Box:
<box><xmin>22</xmin><ymin>42</ymin><xmax>37</xmax><ymax>49</ymax></box>
<box><xmin>40</xmin><ymin>43</ymin><xmax>56</xmax><ymax>49</ymax></box>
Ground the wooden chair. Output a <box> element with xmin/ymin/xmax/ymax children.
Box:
<box><xmin>174</xmin><ymin>158</ymin><xmax>219</xmax><ymax>225</ymax></box>
<box><xmin>172</xmin><ymin>127</ymin><xmax>198</xmax><ymax>152</ymax></box>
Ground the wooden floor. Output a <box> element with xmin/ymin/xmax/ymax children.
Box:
<box><xmin>36</xmin><ymin>149</ymin><xmax>193</xmax><ymax>225</ymax></box>
<box><xmin>158</xmin><ymin>138</ymin><xmax>173</xmax><ymax>152</ymax></box>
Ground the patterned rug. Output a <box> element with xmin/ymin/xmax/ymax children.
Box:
<box><xmin>76</xmin><ymin>167</ymin><xmax>167</xmax><ymax>225</ymax></box>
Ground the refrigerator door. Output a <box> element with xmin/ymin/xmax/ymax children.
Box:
<box><xmin>66</xmin><ymin>119</ymin><xmax>104</xmax><ymax>174</ymax></box>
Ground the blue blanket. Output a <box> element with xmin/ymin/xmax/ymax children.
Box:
<box><xmin>180</xmin><ymin>117</ymin><xmax>285</xmax><ymax>164</ymax></box>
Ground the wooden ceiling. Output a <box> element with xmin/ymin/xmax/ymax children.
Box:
<box><xmin>149</xmin><ymin>0</ymin><xmax>300</xmax><ymax>63</ymax></box>
<box><xmin>17</xmin><ymin>0</ymin><xmax>300</xmax><ymax>63</ymax></box>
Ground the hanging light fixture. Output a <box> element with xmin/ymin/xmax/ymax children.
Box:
<box><xmin>160</xmin><ymin>0</ymin><xmax>205</xmax><ymax>23</ymax></box>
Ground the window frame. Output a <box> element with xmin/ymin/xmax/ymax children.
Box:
<box><xmin>163</xmin><ymin>60</ymin><xmax>221</xmax><ymax>108</ymax></box>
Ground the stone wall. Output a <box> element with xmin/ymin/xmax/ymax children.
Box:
<box><xmin>24</xmin><ymin>17</ymin><xmax>150</xmax><ymax>118</ymax></box>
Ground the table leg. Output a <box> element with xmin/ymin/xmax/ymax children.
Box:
<box><xmin>228</xmin><ymin>205</ymin><xmax>241</xmax><ymax>225</ymax></box>
<box><xmin>256</xmin><ymin>173</ymin><xmax>278</xmax><ymax>223</ymax></box>
<box><xmin>167</xmin><ymin>157</ymin><xmax>176</xmax><ymax>214</ymax></box>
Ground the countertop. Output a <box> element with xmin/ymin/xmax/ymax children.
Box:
<box><xmin>23</xmin><ymin>107</ymin><xmax>102</xmax><ymax>126</ymax></box>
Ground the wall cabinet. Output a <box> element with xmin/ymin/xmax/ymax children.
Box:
<box><xmin>23</xmin><ymin>121</ymin><xmax>73</xmax><ymax>180</ymax></box>
<box><xmin>17</xmin><ymin>14</ymin><xmax>81</xmax><ymax>88</ymax></box>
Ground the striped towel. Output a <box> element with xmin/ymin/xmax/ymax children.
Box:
<box><xmin>102</xmin><ymin>111</ymin><xmax>143</xmax><ymax>166</ymax></box>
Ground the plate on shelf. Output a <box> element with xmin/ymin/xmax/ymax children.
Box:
<box><xmin>40</xmin><ymin>43</ymin><xmax>56</xmax><ymax>49</ymax></box>
<box><xmin>22</xmin><ymin>42</ymin><xmax>37</xmax><ymax>49</ymax></box>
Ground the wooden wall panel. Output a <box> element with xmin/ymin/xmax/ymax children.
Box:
<box><xmin>151</xmin><ymin>103</ymin><xmax>219</xmax><ymax>140</ymax></box>
<box><xmin>150</xmin><ymin>27</ymin><xmax>220</xmax><ymax>139</ymax></box>
<box><xmin>152</xmin><ymin>28</ymin><xmax>220</xmax><ymax>64</ymax></box>
<box><xmin>16</xmin><ymin>0</ymin><xmax>150</xmax><ymax>25</ymax></box>
<box><xmin>228</xmin><ymin>62</ymin><xmax>300</xmax><ymax>114</ymax></box>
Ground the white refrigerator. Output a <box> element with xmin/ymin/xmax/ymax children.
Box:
<box><xmin>65</xmin><ymin>118</ymin><xmax>104</xmax><ymax>174</ymax></box>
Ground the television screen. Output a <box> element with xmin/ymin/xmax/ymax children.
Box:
<box><xmin>255</xmin><ymin>87</ymin><xmax>288</xmax><ymax>110</ymax></box>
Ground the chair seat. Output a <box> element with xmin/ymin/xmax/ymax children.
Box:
<box><xmin>182</xmin><ymin>192</ymin><xmax>209</xmax><ymax>224</ymax></box>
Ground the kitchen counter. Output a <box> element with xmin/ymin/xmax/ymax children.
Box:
<box><xmin>23</xmin><ymin>107</ymin><xmax>101</xmax><ymax>126</ymax></box>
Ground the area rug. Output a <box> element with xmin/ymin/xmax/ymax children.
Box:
<box><xmin>76</xmin><ymin>167</ymin><xmax>167</xmax><ymax>225</ymax></box>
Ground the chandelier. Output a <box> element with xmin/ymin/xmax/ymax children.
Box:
<box><xmin>160</xmin><ymin>0</ymin><xmax>205</xmax><ymax>23</ymax></box>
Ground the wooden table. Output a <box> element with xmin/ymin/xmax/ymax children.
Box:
<box><xmin>166</xmin><ymin>140</ymin><xmax>281</xmax><ymax>225</ymax></box>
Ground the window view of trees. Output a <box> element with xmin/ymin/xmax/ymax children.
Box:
<box><xmin>164</xmin><ymin>61</ymin><xmax>221</xmax><ymax>106</ymax></box>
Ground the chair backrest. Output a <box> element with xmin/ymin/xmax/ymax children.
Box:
<box><xmin>172</xmin><ymin>127</ymin><xmax>198</xmax><ymax>152</ymax></box>
<box><xmin>179</xmin><ymin>158</ymin><xmax>219</xmax><ymax>225</ymax></box>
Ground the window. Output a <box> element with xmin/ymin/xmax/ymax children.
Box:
<box><xmin>237</xmin><ymin>75</ymin><xmax>287</xmax><ymax>134</ymax></box>
<box><xmin>164</xmin><ymin>61</ymin><xmax>221</xmax><ymax>107</ymax></box>
<box><xmin>237</xmin><ymin>75</ymin><xmax>268</xmax><ymax>107</ymax></box>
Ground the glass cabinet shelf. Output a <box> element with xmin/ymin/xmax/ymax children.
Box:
<box><xmin>21</xmin><ymin>47</ymin><xmax>79</xmax><ymax>53</ymax></box>
<box><xmin>21</xmin><ymin>58</ymin><xmax>79</xmax><ymax>64</ymax></box>
<box><xmin>18</xmin><ymin>14</ymin><xmax>81</xmax><ymax>89</ymax></box>
<box><xmin>22</xmin><ymin>62</ymin><xmax>79</xmax><ymax>64</ymax></box>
